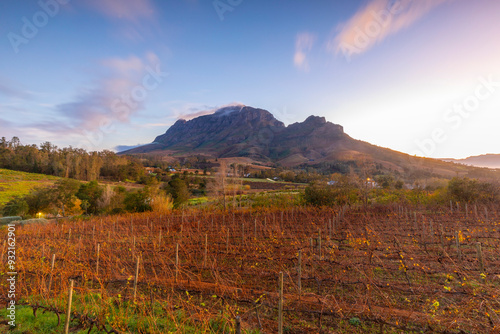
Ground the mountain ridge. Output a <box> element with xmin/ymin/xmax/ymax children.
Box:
<box><xmin>120</xmin><ymin>105</ymin><xmax>491</xmax><ymax>179</ymax></box>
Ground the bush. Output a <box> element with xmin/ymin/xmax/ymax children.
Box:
<box><xmin>1</xmin><ymin>197</ymin><xmax>29</xmax><ymax>217</ymax></box>
<box><xmin>448</xmin><ymin>177</ymin><xmax>499</xmax><ymax>204</ymax></box>
<box><xmin>304</xmin><ymin>181</ymin><xmax>359</xmax><ymax>206</ymax></box>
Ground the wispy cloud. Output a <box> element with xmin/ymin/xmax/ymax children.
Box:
<box><xmin>82</xmin><ymin>0</ymin><xmax>158</xmax><ymax>42</ymax></box>
<box><xmin>328</xmin><ymin>0</ymin><xmax>453</xmax><ymax>60</ymax></box>
<box><xmin>54</xmin><ymin>53</ymin><xmax>162</xmax><ymax>134</ymax></box>
<box><xmin>294</xmin><ymin>33</ymin><xmax>316</xmax><ymax>72</ymax></box>
<box><xmin>0</xmin><ymin>80</ymin><xmax>33</xmax><ymax>100</ymax></box>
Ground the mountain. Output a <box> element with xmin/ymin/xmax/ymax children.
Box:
<box><xmin>441</xmin><ymin>154</ymin><xmax>500</xmax><ymax>169</ymax></box>
<box><xmin>121</xmin><ymin>105</ymin><xmax>490</xmax><ymax>178</ymax></box>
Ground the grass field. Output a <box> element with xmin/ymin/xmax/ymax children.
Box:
<box><xmin>0</xmin><ymin>169</ymin><xmax>61</xmax><ymax>206</ymax></box>
<box><xmin>2</xmin><ymin>205</ymin><xmax>499</xmax><ymax>333</ymax></box>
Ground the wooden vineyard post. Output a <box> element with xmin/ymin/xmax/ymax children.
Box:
<box><xmin>254</xmin><ymin>219</ymin><xmax>257</xmax><ymax>239</ymax></box>
<box><xmin>450</xmin><ymin>200</ymin><xmax>453</xmax><ymax>213</ymax></box>
<box><xmin>133</xmin><ymin>256</ymin><xmax>140</xmax><ymax>301</ymax></box>
<box><xmin>474</xmin><ymin>204</ymin><xmax>478</xmax><ymax>218</ymax></box>
<box><xmin>278</xmin><ymin>271</ymin><xmax>284</xmax><ymax>334</ymax></box>
<box><xmin>204</xmin><ymin>234</ymin><xmax>208</xmax><ymax>267</ymax></box>
<box><xmin>78</xmin><ymin>236</ymin><xmax>82</xmax><ymax>261</ymax></box>
<box><xmin>226</xmin><ymin>228</ymin><xmax>229</xmax><ymax>254</ymax></box>
<box><xmin>476</xmin><ymin>242</ymin><xmax>485</xmax><ymax>274</ymax></box>
<box><xmin>310</xmin><ymin>238</ymin><xmax>314</xmax><ymax>254</ymax></box>
<box><xmin>47</xmin><ymin>254</ymin><xmax>56</xmax><ymax>295</ymax></box>
<box><xmin>96</xmin><ymin>243</ymin><xmax>100</xmax><ymax>276</ymax></box>
<box><xmin>421</xmin><ymin>221</ymin><xmax>426</xmax><ymax>245</ymax></box>
<box><xmin>455</xmin><ymin>231</ymin><xmax>461</xmax><ymax>262</ymax></box>
<box><xmin>235</xmin><ymin>316</ymin><xmax>241</xmax><ymax>334</ymax></box>
<box><xmin>175</xmin><ymin>243</ymin><xmax>179</xmax><ymax>283</ymax></box>
<box><xmin>465</xmin><ymin>203</ymin><xmax>468</xmax><ymax>219</ymax></box>
<box><xmin>298</xmin><ymin>250</ymin><xmax>302</xmax><ymax>294</ymax></box>
<box><xmin>440</xmin><ymin>224</ymin><xmax>444</xmax><ymax>249</ymax></box>
<box><xmin>241</xmin><ymin>221</ymin><xmax>245</xmax><ymax>242</ymax></box>
<box><xmin>64</xmin><ymin>279</ymin><xmax>74</xmax><ymax>334</ymax></box>
<box><xmin>158</xmin><ymin>229</ymin><xmax>162</xmax><ymax>249</ymax></box>
<box><xmin>318</xmin><ymin>229</ymin><xmax>322</xmax><ymax>258</ymax></box>
<box><xmin>132</xmin><ymin>236</ymin><xmax>136</xmax><ymax>260</ymax></box>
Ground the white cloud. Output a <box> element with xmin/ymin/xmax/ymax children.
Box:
<box><xmin>294</xmin><ymin>33</ymin><xmax>316</xmax><ymax>72</ymax></box>
<box><xmin>328</xmin><ymin>0</ymin><xmax>453</xmax><ymax>60</ymax></box>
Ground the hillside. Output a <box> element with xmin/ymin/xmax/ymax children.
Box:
<box><xmin>122</xmin><ymin>105</ymin><xmax>494</xmax><ymax>179</ymax></box>
<box><xmin>442</xmin><ymin>154</ymin><xmax>500</xmax><ymax>169</ymax></box>
<box><xmin>0</xmin><ymin>169</ymin><xmax>61</xmax><ymax>205</ymax></box>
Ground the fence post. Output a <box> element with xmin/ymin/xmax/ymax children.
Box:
<box><xmin>133</xmin><ymin>256</ymin><xmax>140</xmax><ymax>301</ymax></box>
<box><xmin>476</xmin><ymin>242</ymin><xmax>485</xmax><ymax>274</ymax></box>
<box><xmin>439</xmin><ymin>224</ymin><xmax>444</xmax><ymax>249</ymax></box>
<box><xmin>64</xmin><ymin>279</ymin><xmax>74</xmax><ymax>334</ymax></box>
<box><xmin>175</xmin><ymin>243</ymin><xmax>179</xmax><ymax>283</ymax></box>
<box><xmin>47</xmin><ymin>254</ymin><xmax>56</xmax><ymax>294</ymax></box>
<box><xmin>455</xmin><ymin>231</ymin><xmax>461</xmax><ymax>262</ymax></box>
<box><xmin>96</xmin><ymin>243</ymin><xmax>100</xmax><ymax>276</ymax></box>
<box><xmin>278</xmin><ymin>272</ymin><xmax>284</xmax><ymax>334</ymax></box>
<box><xmin>204</xmin><ymin>234</ymin><xmax>208</xmax><ymax>267</ymax></box>
<box><xmin>318</xmin><ymin>230</ymin><xmax>322</xmax><ymax>258</ymax></box>
<box><xmin>298</xmin><ymin>250</ymin><xmax>302</xmax><ymax>294</ymax></box>
<box><xmin>235</xmin><ymin>316</ymin><xmax>241</xmax><ymax>334</ymax></box>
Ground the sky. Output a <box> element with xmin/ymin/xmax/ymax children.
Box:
<box><xmin>1</xmin><ymin>0</ymin><xmax>500</xmax><ymax>159</ymax></box>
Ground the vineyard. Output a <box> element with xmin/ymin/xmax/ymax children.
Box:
<box><xmin>2</xmin><ymin>204</ymin><xmax>500</xmax><ymax>333</ymax></box>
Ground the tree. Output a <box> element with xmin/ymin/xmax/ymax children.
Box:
<box><xmin>209</xmin><ymin>161</ymin><xmax>228</xmax><ymax>210</ymax></box>
<box><xmin>1</xmin><ymin>197</ymin><xmax>29</xmax><ymax>217</ymax></box>
<box><xmin>304</xmin><ymin>176</ymin><xmax>360</xmax><ymax>207</ymax></box>
<box><xmin>25</xmin><ymin>188</ymin><xmax>55</xmax><ymax>216</ymax></box>
<box><xmin>167</xmin><ymin>177</ymin><xmax>190</xmax><ymax>208</ymax></box>
<box><xmin>124</xmin><ymin>190</ymin><xmax>152</xmax><ymax>212</ymax></box>
<box><xmin>54</xmin><ymin>179</ymin><xmax>81</xmax><ymax>216</ymax></box>
<box><xmin>76</xmin><ymin>181</ymin><xmax>104</xmax><ymax>215</ymax></box>
<box><xmin>448</xmin><ymin>177</ymin><xmax>499</xmax><ymax>204</ymax></box>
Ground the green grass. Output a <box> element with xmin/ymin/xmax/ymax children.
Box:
<box><xmin>188</xmin><ymin>196</ymin><xmax>211</xmax><ymax>206</ymax></box>
<box><xmin>0</xmin><ymin>293</ymin><xmax>261</xmax><ymax>334</ymax></box>
<box><xmin>0</xmin><ymin>169</ymin><xmax>61</xmax><ymax>206</ymax></box>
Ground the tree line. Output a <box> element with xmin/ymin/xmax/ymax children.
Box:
<box><xmin>0</xmin><ymin>137</ymin><xmax>145</xmax><ymax>182</ymax></box>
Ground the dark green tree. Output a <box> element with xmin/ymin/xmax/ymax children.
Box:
<box><xmin>1</xmin><ymin>197</ymin><xmax>29</xmax><ymax>217</ymax></box>
<box><xmin>76</xmin><ymin>181</ymin><xmax>104</xmax><ymax>214</ymax></box>
<box><xmin>167</xmin><ymin>177</ymin><xmax>190</xmax><ymax>208</ymax></box>
<box><xmin>124</xmin><ymin>190</ymin><xmax>152</xmax><ymax>212</ymax></box>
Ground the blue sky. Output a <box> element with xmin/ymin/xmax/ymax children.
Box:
<box><xmin>1</xmin><ymin>0</ymin><xmax>500</xmax><ymax>158</ymax></box>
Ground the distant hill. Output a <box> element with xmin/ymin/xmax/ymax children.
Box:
<box><xmin>441</xmin><ymin>154</ymin><xmax>500</xmax><ymax>169</ymax></box>
<box><xmin>121</xmin><ymin>105</ymin><xmax>492</xmax><ymax>179</ymax></box>
<box><xmin>0</xmin><ymin>168</ymin><xmax>61</xmax><ymax>206</ymax></box>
